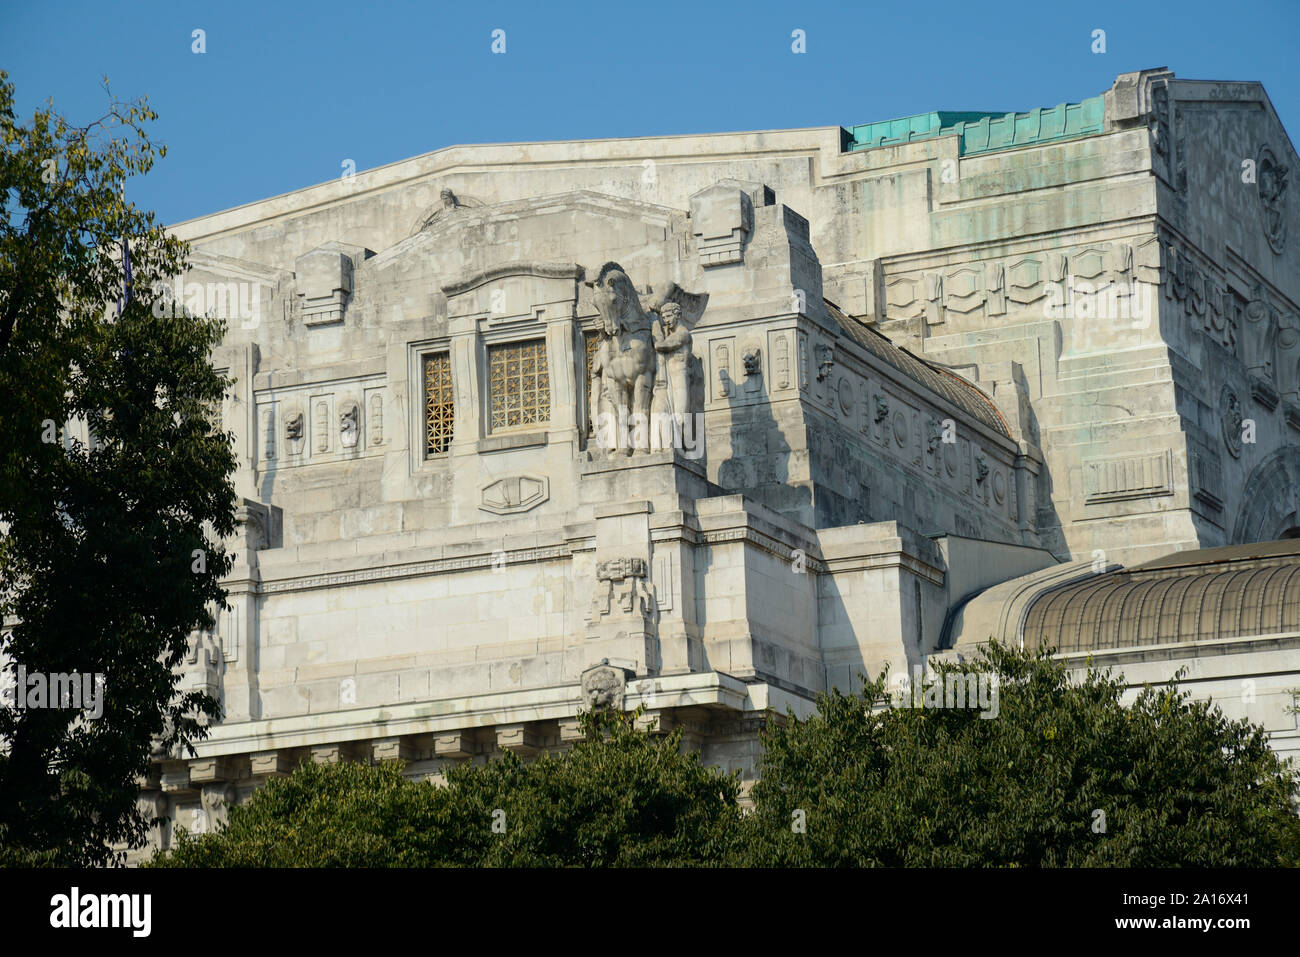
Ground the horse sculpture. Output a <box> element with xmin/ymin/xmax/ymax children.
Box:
<box><xmin>587</xmin><ymin>262</ymin><xmax>658</xmax><ymax>455</ymax></box>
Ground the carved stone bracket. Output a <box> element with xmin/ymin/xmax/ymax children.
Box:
<box><xmin>200</xmin><ymin>782</ymin><xmax>236</xmax><ymax>832</ymax></box>
<box><xmin>1249</xmin><ymin>376</ymin><xmax>1279</xmax><ymax>411</ymax></box>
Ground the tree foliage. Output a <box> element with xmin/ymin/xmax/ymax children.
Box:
<box><xmin>742</xmin><ymin>642</ymin><xmax>1300</xmax><ymax>866</ymax></box>
<box><xmin>151</xmin><ymin>709</ymin><xmax>743</xmax><ymax>867</ymax></box>
<box><xmin>151</xmin><ymin>647</ymin><xmax>1300</xmax><ymax>868</ymax></box>
<box><xmin>0</xmin><ymin>71</ymin><xmax>235</xmax><ymax>865</ymax></box>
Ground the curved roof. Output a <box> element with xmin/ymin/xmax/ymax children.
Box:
<box><xmin>1022</xmin><ymin>539</ymin><xmax>1300</xmax><ymax>653</ymax></box>
<box><xmin>824</xmin><ymin>300</ymin><xmax>1011</xmax><ymax>439</ymax></box>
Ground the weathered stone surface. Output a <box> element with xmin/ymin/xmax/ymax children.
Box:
<box><xmin>119</xmin><ymin>69</ymin><xmax>1300</xmax><ymax>856</ymax></box>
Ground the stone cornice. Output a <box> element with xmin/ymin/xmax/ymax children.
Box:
<box><xmin>180</xmin><ymin>670</ymin><xmax>767</xmax><ymax>760</ymax></box>
<box><xmin>258</xmin><ymin>543</ymin><xmax>575</xmax><ymax>594</ymax></box>
<box><xmin>699</xmin><ymin>524</ymin><xmax>824</xmax><ymax>572</ymax></box>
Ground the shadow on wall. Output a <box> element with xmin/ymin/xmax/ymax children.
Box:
<box><xmin>713</xmin><ymin>367</ymin><xmax>812</xmax><ymax>523</ymax></box>
<box><xmin>1016</xmin><ymin>390</ymin><xmax>1067</xmax><ymax>562</ymax></box>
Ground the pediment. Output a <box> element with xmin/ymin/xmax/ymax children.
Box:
<box><xmin>365</xmin><ymin>190</ymin><xmax>695</xmax><ymax>311</ymax></box>
<box><xmin>442</xmin><ymin>261</ymin><xmax>586</xmax><ymax>324</ymax></box>
<box><xmin>373</xmin><ymin>190</ymin><xmax>686</xmax><ymax>265</ymax></box>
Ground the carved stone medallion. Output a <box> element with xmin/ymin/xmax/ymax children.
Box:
<box><xmin>837</xmin><ymin>377</ymin><xmax>853</xmax><ymax>415</ymax></box>
<box><xmin>1221</xmin><ymin>385</ymin><xmax>1244</xmax><ymax>458</ymax></box>
<box><xmin>892</xmin><ymin>411</ymin><xmax>908</xmax><ymax>447</ymax></box>
<box><xmin>1257</xmin><ymin>144</ymin><xmax>1289</xmax><ymax>254</ymax></box>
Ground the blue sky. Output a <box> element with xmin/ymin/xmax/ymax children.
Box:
<box><xmin>3</xmin><ymin>0</ymin><xmax>1298</xmax><ymax>225</ymax></box>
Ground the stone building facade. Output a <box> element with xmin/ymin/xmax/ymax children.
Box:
<box><xmin>128</xmin><ymin>68</ymin><xmax>1300</xmax><ymax>853</ymax></box>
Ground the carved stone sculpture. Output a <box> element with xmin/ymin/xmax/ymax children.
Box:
<box><xmin>181</xmin><ymin>623</ymin><xmax>222</xmax><ymax>699</ymax></box>
<box><xmin>926</xmin><ymin>418</ymin><xmax>943</xmax><ymax>453</ymax></box>
<box><xmin>284</xmin><ymin>412</ymin><xmax>304</xmax><ymax>455</ymax></box>
<box><xmin>340</xmin><ymin>403</ymin><xmax>359</xmax><ymax>449</ymax></box>
<box><xmin>136</xmin><ymin>791</ymin><xmax>170</xmax><ymax>851</ymax></box>
<box><xmin>415</xmin><ymin>188</ymin><xmax>471</xmax><ymax>231</ymax></box>
<box><xmin>580</xmin><ymin>660</ymin><xmax>632</xmax><ymax>711</ymax></box>
<box><xmin>588</xmin><ymin>263</ymin><xmax>702</xmax><ymax>456</ymax></box>
<box><xmin>1277</xmin><ymin>313</ymin><xmax>1300</xmax><ymax>400</ymax></box>
<box><xmin>589</xmin><ymin>557</ymin><xmax>654</xmax><ymax>619</ymax></box>
<box><xmin>1242</xmin><ymin>285</ymin><xmax>1277</xmax><ymax>380</ymax></box>
<box><xmin>654</xmin><ymin>301</ymin><xmax>693</xmax><ymax>421</ymax></box>
<box><xmin>588</xmin><ymin>263</ymin><xmax>657</xmax><ymax>455</ymax></box>
<box><xmin>742</xmin><ymin>346</ymin><xmax>762</xmax><ymax>377</ymax></box>
<box><xmin>1258</xmin><ymin>145</ymin><xmax>1289</xmax><ymax>253</ymax></box>
<box><xmin>1222</xmin><ymin>386</ymin><xmax>1244</xmax><ymax>458</ymax></box>
<box><xmin>200</xmin><ymin>782</ymin><xmax>236</xmax><ymax>832</ymax></box>
<box><xmin>816</xmin><ymin>345</ymin><xmax>835</xmax><ymax>381</ymax></box>
<box><xmin>874</xmin><ymin>393</ymin><xmax>889</xmax><ymax>423</ymax></box>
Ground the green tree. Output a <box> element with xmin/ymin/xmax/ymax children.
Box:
<box><xmin>0</xmin><ymin>72</ymin><xmax>235</xmax><ymax>865</ymax></box>
<box><xmin>452</xmin><ymin>708</ymin><xmax>741</xmax><ymax>866</ymax></box>
<box><xmin>151</xmin><ymin>709</ymin><xmax>743</xmax><ymax>867</ymax></box>
<box><xmin>741</xmin><ymin>642</ymin><xmax>1300</xmax><ymax>867</ymax></box>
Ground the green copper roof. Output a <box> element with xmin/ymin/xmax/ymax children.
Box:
<box><xmin>844</xmin><ymin>95</ymin><xmax>1105</xmax><ymax>156</ymax></box>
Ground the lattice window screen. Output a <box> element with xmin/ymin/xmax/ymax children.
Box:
<box><xmin>424</xmin><ymin>352</ymin><xmax>454</xmax><ymax>455</ymax></box>
<box><xmin>488</xmin><ymin>339</ymin><xmax>550</xmax><ymax>431</ymax></box>
<box><xmin>583</xmin><ymin>330</ymin><xmax>601</xmax><ymax>436</ymax></box>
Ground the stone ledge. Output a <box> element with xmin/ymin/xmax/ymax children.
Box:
<box><xmin>476</xmin><ymin>431</ymin><xmax>548</xmax><ymax>453</ymax></box>
<box><xmin>185</xmin><ymin>671</ymin><xmax>772</xmax><ymax>759</ymax></box>
<box><xmin>594</xmin><ymin>500</ymin><xmax>652</xmax><ymax>519</ymax></box>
